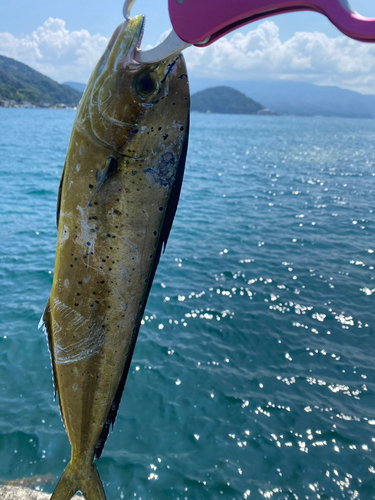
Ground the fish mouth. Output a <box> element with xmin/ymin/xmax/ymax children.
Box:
<box><xmin>89</xmin><ymin>15</ymin><xmax>147</xmax><ymax>151</ymax></box>
<box><xmin>102</xmin><ymin>15</ymin><xmax>146</xmax><ymax>71</ymax></box>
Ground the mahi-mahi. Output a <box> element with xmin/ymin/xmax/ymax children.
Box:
<box><xmin>41</xmin><ymin>13</ymin><xmax>190</xmax><ymax>500</ymax></box>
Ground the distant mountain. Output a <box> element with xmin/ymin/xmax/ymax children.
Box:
<box><xmin>0</xmin><ymin>55</ymin><xmax>82</xmax><ymax>106</ymax></box>
<box><xmin>63</xmin><ymin>81</ymin><xmax>86</xmax><ymax>93</ymax></box>
<box><xmin>189</xmin><ymin>78</ymin><xmax>375</xmax><ymax>119</ymax></box>
<box><xmin>191</xmin><ymin>86</ymin><xmax>265</xmax><ymax>115</ymax></box>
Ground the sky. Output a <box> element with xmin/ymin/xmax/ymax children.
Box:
<box><xmin>1</xmin><ymin>0</ymin><xmax>375</xmax><ymax>94</ymax></box>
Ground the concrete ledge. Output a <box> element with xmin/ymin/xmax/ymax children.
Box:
<box><xmin>0</xmin><ymin>485</ymin><xmax>81</xmax><ymax>499</ymax></box>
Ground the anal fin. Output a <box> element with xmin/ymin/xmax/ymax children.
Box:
<box><xmin>40</xmin><ymin>299</ymin><xmax>59</xmax><ymax>399</ymax></box>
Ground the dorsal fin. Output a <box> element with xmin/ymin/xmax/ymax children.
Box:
<box><xmin>56</xmin><ymin>163</ymin><xmax>66</xmax><ymax>228</ymax></box>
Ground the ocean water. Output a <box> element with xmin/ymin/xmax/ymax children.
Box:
<box><xmin>0</xmin><ymin>109</ymin><xmax>374</xmax><ymax>500</ymax></box>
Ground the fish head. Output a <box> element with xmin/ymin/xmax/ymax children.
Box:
<box><xmin>77</xmin><ymin>15</ymin><xmax>189</xmax><ymax>155</ymax></box>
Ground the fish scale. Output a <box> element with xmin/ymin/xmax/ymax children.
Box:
<box><xmin>41</xmin><ymin>14</ymin><xmax>190</xmax><ymax>500</ymax></box>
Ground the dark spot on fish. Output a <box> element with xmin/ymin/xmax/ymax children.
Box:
<box><xmin>112</xmin><ymin>236</ymin><xmax>116</xmax><ymax>238</ymax></box>
<box><xmin>159</xmin><ymin>207</ymin><xmax>163</xmax><ymax>211</ymax></box>
<box><xmin>101</xmin><ymin>281</ymin><xmax>105</xmax><ymax>284</ymax></box>
<box><xmin>92</xmin><ymin>216</ymin><xmax>97</xmax><ymax>220</ymax></box>
<box><xmin>108</xmin><ymin>306</ymin><xmax>111</xmax><ymax>309</ymax></box>
<box><xmin>172</xmin><ymin>103</ymin><xmax>176</xmax><ymax>105</ymax></box>
<box><xmin>158</xmin><ymin>127</ymin><xmax>162</xmax><ymax>131</ymax></box>
<box><xmin>180</xmin><ymin>126</ymin><xmax>184</xmax><ymax>131</ymax></box>
<box><xmin>145</xmin><ymin>279</ymin><xmax>148</xmax><ymax>283</ymax></box>
<box><xmin>109</xmin><ymin>268</ymin><xmax>112</xmax><ymax>271</ymax></box>
<box><xmin>78</xmin><ymin>281</ymin><xmax>82</xmax><ymax>285</ymax></box>
<box><xmin>89</xmin><ymin>184</ymin><xmax>94</xmax><ymax>189</ymax></box>
<box><xmin>77</xmin><ymin>293</ymin><xmax>80</xmax><ymax>296</ymax></box>
<box><xmin>75</xmin><ymin>303</ymin><xmax>79</xmax><ymax>307</ymax></box>
<box><xmin>93</xmin><ymin>292</ymin><xmax>96</xmax><ymax>295</ymax></box>
<box><xmin>94</xmin><ymin>202</ymin><xmax>98</xmax><ymax>205</ymax></box>
<box><xmin>106</xmin><ymin>234</ymin><xmax>111</xmax><ymax>237</ymax></box>
<box><xmin>95</xmin><ymin>301</ymin><xmax>99</xmax><ymax>304</ymax></box>
<box><xmin>91</xmin><ymin>229</ymin><xmax>96</xmax><ymax>233</ymax></box>
<box><xmin>163</xmin><ymin>134</ymin><xmax>168</xmax><ymax>140</ymax></box>
<box><xmin>70</xmin><ymin>264</ymin><xmax>73</xmax><ymax>268</ymax></box>
<box><xmin>110</xmin><ymin>247</ymin><xmax>113</xmax><ymax>250</ymax></box>
<box><xmin>87</xmin><ymin>242</ymin><xmax>91</xmax><ymax>246</ymax></box>
<box><xmin>153</xmin><ymin>231</ymin><xmax>157</xmax><ymax>236</ymax></box>
<box><xmin>100</xmin><ymin>266</ymin><xmax>103</xmax><ymax>270</ymax></box>
<box><xmin>74</xmin><ymin>257</ymin><xmax>78</xmax><ymax>261</ymax></box>
<box><xmin>102</xmin><ymin>260</ymin><xmax>106</xmax><ymax>263</ymax></box>
<box><xmin>131</xmin><ymin>128</ymin><xmax>138</xmax><ymax>134</ymax></box>
<box><xmin>128</xmin><ymin>149</ymin><xmax>131</xmax><ymax>153</ymax></box>
<box><xmin>150</xmin><ymin>255</ymin><xmax>153</xmax><ymax>259</ymax></box>
<box><xmin>90</xmin><ymin>304</ymin><xmax>94</xmax><ymax>308</ymax></box>
<box><xmin>133</xmin><ymin>328</ymin><xmax>136</xmax><ymax>332</ymax></box>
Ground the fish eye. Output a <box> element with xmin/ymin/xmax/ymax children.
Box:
<box><xmin>135</xmin><ymin>71</ymin><xmax>159</xmax><ymax>98</ymax></box>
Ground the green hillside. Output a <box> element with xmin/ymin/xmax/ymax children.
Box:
<box><xmin>191</xmin><ymin>86</ymin><xmax>264</xmax><ymax>115</ymax></box>
<box><xmin>0</xmin><ymin>55</ymin><xmax>82</xmax><ymax>106</ymax></box>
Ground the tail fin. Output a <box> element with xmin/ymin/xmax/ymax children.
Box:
<box><xmin>51</xmin><ymin>460</ymin><xmax>106</xmax><ymax>500</ymax></box>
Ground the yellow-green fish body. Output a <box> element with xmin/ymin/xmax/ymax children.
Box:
<box><xmin>42</xmin><ymin>14</ymin><xmax>190</xmax><ymax>500</ymax></box>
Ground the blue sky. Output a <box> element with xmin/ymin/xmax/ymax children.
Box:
<box><xmin>1</xmin><ymin>0</ymin><xmax>375</xmax><ymax>93</ymax></box>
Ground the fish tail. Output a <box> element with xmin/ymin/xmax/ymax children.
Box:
<box><xmin>51</xmin><ymin>459</ymin><xmax>106</xmax><ymax>500</ymax></box>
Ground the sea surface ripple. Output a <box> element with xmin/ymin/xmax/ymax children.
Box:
<box><xmin>0</xmin><ymin>109</ymin><xmax>374</xmax><ymax>500</ymax></box>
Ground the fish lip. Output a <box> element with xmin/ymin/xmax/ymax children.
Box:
<box><xmin>133</xmin><ymin>15</ymin><xmax>146</xmax><ymax>61</ymax></box>
<box><xmin>88</xmin><ymin>15</ymin><xmax>147</xmax><ymax>152</ymax></box>
<box><xmin>123</xmin><ymin>14</ymin><xmax>146</xmax><ymax>68</ymax></box>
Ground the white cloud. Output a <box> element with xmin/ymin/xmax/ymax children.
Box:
<box><xmin>2</xmin><ymin>18</ymin><xmax>375</xmax><ymax>94</ymax></box>
<box><xmin>0</xmin><ymin>18</ymin><xmax>108</xmax><ymax>83</ymax></box>
<box><xmin>184</xmin><ymin>21</ymin><xmax>375</xmax><ymax>94</ymax></box>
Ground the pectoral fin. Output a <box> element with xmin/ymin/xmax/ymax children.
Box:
<box><xmin>86</xmin><ymin>157</ymin><xmax>118</xmax><ymax>208</ymax></box>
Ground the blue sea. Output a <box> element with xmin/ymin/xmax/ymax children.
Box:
<box><xmin>0</xmin><ymin>109</ymin><xmax>374</xmax><ymax>500</ymax></box>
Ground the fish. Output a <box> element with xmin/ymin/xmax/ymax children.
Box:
<box><xmin>40</xmin><ymin>13</ymin><xmax>190</xmax><ymax>500</ymax></box>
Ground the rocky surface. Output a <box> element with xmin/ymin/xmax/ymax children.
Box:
<box><xmin>0</xmin><ymin>485</ymin><xmax>81</xmax><ymax>499</ymax></box>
